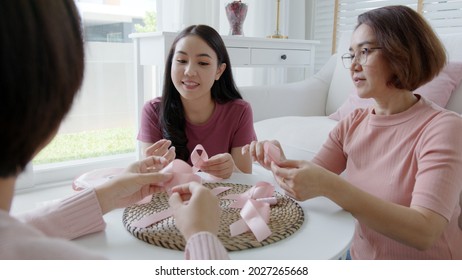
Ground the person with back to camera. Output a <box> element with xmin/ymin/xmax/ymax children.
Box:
<box><xmin>0</xmin><ymin>0</ymin><xmax>229</xmax><ymax>260</ymax></box>
<box><xmin>137</xmin><ymin>24</ymin><xmax>257</xmax><ymax>179</ymax></box>
<box><xmin>243</xmin><ymin>5</ymin><xmax>462</xmax><ymax>259</ymax></box>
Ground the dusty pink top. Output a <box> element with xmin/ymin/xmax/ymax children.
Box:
<box><xmin>313</xmin><ymin>96</ymin><xmax>462</xmax><ymax>259</ymax></box>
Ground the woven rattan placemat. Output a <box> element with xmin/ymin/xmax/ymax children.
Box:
<box><xmin>122</xmin><ymin>182</ymin><xmax>304</xmax><ymax>251</ymax></box>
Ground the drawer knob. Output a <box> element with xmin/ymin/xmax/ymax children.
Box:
<box><xmin>281</xmin><ymin>54</ymin><xmax>287</xmax><ymax>60</ymax></box>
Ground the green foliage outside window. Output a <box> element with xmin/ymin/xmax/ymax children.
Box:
<box><xmin>135</xmin><ymin>11</ymin><xmax>157</xmax><ymax>33</ymax></box>
<box><xmin>33</xmin><ymin>127</ymin><xmax>135</xmax><ymax>164</ymax></box>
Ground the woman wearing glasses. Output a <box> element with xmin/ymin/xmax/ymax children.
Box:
<box><xmin>244</xmin><ymin>5</ymin><xmax>462</xmax><ymax>259</ymax></box>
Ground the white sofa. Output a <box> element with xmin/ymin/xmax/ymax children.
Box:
<box><xmin>240</xmin><ymin>32</ymin><xmax>462</xmax><ymax>168</ymax></box>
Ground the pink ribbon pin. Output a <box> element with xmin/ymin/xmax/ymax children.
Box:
<box><xmin>222</xmin><ymin>181</ymin><xmax>277</xmax><ymax>242</ymax></box>
<box><xmin>190</xmin><ymin>144</ymin><xmax>208</xmax><ymax>172</ymax></box>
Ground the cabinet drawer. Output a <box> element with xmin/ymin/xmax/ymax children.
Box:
<box><xmin>227</xmin><ymin>47</ymin><xmax>250</xmax><ymax>65</ymax></box>
<box><xmin>250</xmin><ymin>49</ymin><xmax>311</xmax><ymax>66</ymax></box>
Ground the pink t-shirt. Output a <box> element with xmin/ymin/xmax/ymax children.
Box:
<box><xmin>138</xmin><ymin>98</ymin><xmax>257</xmax><ymax>163</ymax></box>
<box><xmin>1</xmin><ymin>189</ymin><xmax>228</xmax><ymax>259</ymax></box>
<box><xmin>313</xmin><ymin>95</ymin><xmax>462</xmax><ymax>259</ymax></box>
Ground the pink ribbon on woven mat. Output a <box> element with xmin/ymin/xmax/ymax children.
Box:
<box><xmin>130</xmin><ymin>186</ymin><xmax>231</xmax><ymax>228</ymax></box>
<box><xmin>222</xmin><ymin>181</ymin><xmax>277</xmax><ymax>242</ymax></box>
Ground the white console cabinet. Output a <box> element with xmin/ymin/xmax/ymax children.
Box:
<box><xmin>130</xmin><ymin>32</ymin><xmax>318</xmax><ymax>94</ymax></box>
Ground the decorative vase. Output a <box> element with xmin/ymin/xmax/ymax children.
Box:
<box><xmin>225</xmin><ymin>1</ymin><xmax>248</xmax><ymax>36</ymax></box>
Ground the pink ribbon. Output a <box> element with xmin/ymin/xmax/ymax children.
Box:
<box><xmin>72</xmin><ymin>167</ymin><xmax>125</xmax><ymax>191</ymax></box>
<box><xmin>131</xmin><ymin>180</ymin><xmax>279</xmax><ymax>243</ymax></box>
<box><xmin>130</xmin><ymin>144</ymin><xmax>226</xmax><ymax>227</ymax></box>
<box><xmin>222</xmin><ymin>181</ymin><xmax>277</xmax><ymax>242</ymax></box>
<box><xmin>159</xmin><ymin>144</ymin><xmax>211</xmax><ymax>189</ymax></box>
<box><xmin>190</xmin><ymin>144</ymin><xmax>208</xmax><ymax>172</ymax></box>
<box><xmin>131</xmin><ymin>186</ymin><xmax>231</xmax><ymax>228</ymax></box>
<box><xmin>264</xmin><ymin>142</ymin><xmax>282</xmax><ymax>165</ymax></box>
<box><xmin>159</xmin><ymin>159</ymin><xmax>202</xmax><ymax>190</ymax></box>
<box><xmin>129</xmin><ymin>144</ymin><xmax>278</xmax><ymax>238</ymax></box>
<box><xmin>135</xmin><ymin>144</ymin><xmax>220</xmax><ymax>205</ymax></box>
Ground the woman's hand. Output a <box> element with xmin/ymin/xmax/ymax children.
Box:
<box><xmin>95</xmin><ymin>156</ymin><xmax>173</xmax><ymax>214</ymax></box>
<box><xmin>168</xmin><ymin>182</ymin><xmax>221</xmax><ymax>240</ymax></box>
<box><xmin>270</xmin><ymin>160</ymin><xmax>330</xmax><ymax>201</ymax></box>
<box><xmin>144</xmin><ymin>139</ymin><xmax>176</xmax><ymax>162</ymax></box>
<box><xmin>242</xmin><ymin>140</ymin><xmax>286</xmax><ymax>170</ymax></box>
<box><xmin>272</xmin><ymin>160</ymin><xmax>451</xmax><ymax>250</ymax></box>
<box><xmin>200</xmin><ymin>153</ymin><xmax>235</xmax><ymax>179</ymax></box>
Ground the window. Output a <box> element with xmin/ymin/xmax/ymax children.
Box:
<box><xmin>312</xmin><ymin>0</ymin><xmax>462</xmax><ymax>72</ymax></box>
<box><xmin>17</xmin><ymin>0</ymin><xmax>157</xmax><ymax>190</ymax></box>
<box><xmin>422</xmin><ymin>0</ymin><xmax>462</xmax><ymax>34</ymax></box>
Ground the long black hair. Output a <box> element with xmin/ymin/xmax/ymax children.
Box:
<box><xmin>160</xmin><ymin>25</ymin><xmax>242</xmax><ymax>161</ymax></box>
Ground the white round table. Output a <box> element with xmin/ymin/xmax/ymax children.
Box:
<box><xmin>13</xmin><ymin>172</ymin><xmax>355</xmax><ymax>260</ymax></box>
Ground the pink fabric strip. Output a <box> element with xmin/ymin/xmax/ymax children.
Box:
<box><xmin>130</xmin><ymin>208</ymin><xmax>174</xmax><ymax>228</ymax></box>
<box><xmin>72</xmin><ymin>167</ymin><xmax>125</xmax><ymax>191</ymax></box>
<box><xmin>264</xmin><ymin>142</ymin><xmax>282</xmax><ymax>165</ymax></box>
<box><xmin>222</xmin><ymin>181</ymin><xmax>277</xmax><ymax>242</ymax></box>
<box><xmin>135</xmin><ymin>159</ymin><xmax>203</xmax><ymax>205</ymax></box>
<box><xmin>230</xmin><ymin>199</ymin><xmax>271</xmax><ymax>242</ymax></box>
<box><xmin>131</xmin><ymin>186</ymin><xmax>231</xmax><ymax>228</ymax></box>
<box><xmin>135</xmin><ymin>144</ymin><xmax>213</xmax><ymax>205</ymax></box>
<box><xmin>222</xmin><ymin>181</ymin><xmax>276</xmax><ymax>208</ymax></box>
<box><xmin>210</xmin><ymin>186</ymin><xmax>232</xmax><ymax>196</ymax></box>
<box><xmin>159</xmin><ymin>159</ymin><xmax>203</xmax><ymax>190</ymax></box>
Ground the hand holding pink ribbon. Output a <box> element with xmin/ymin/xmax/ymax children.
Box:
<box><xmin>264</xmin><ymin>141</ymin><xmax>282</xmax><ymax>166</ymax></box>
<box><xmin>159</xmin><ymin>144</ymin><xmax>211</xmax><ymax>189</ymax></box>
<box><xmin>132</xmin><ymin>181</ymin><xmax>279</xmax><ymax>243</ymax></box>
<box><xmin>131</xmin><ymin>186</ymin><xmax>231</xmax><ymax>228</ymax></box>
<box><xmin>135</xmin><ymin>144</ymin><xmax>217</xmax><ymax>205</ymax></box>
<box><xmin>130</xmin><ymin>144</ymin><xmax>279</xmax><ymax>242</ymax></box>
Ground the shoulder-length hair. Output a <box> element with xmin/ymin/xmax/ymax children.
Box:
<box><xmin>356</xmin><ymin>5</ymin><xmax>446</xmax><ymax>90</ymax></box>
<box><xmin>0</xmin><ymin>0</ymin><xmax>84</xmax><ymax>177</ymax></box>
<box><xmin>160</xmin><ymin>24</ymin><xmax>242</xmax><ymax>161</ymax></box>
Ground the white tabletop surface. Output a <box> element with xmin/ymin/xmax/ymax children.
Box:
<box><xmin>12</xmin><ymin>170</ymin><xmax>355</xmax><ymax>260</ymax></box>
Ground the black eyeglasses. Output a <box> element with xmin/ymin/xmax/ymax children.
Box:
<box><xmin>341</xmin><ymin>47</ymin><xmax>382</xmax><ymax>69</ymax></box>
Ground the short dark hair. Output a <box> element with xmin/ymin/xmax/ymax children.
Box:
<box><xmin>0</xmin><ymin>0</ymin><xmax>84</xmax><ymax>177</ymax></box>
<box><xmin>357</xmin><ymin>5</ymin><xmax>446</xmax><ymax>90</ymax></box>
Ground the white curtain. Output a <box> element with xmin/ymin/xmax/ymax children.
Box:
<box><xmin>156</xmin><ymin>0</ymin><xmax>308</xmax><ymax>86</ymax></box>
<box><xmin>156</xmin><ymin>0</ymin><xmax>219</xmax><ymax>32</ymax></box>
